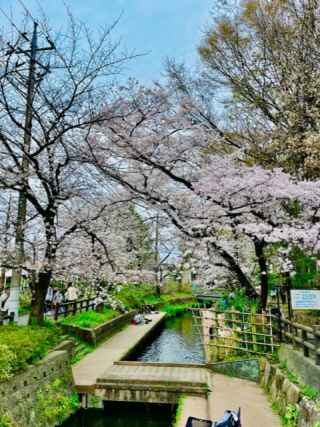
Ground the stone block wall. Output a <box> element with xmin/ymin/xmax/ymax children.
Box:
<box><xmin>0</xmin><ymin>350</ymin><xmax>76</xmax><ymax>427</ymax></box>
<box><xmin>261</xmin><ymin>360</ymin><xmax>320</xmax><ymax>427</ymax></box>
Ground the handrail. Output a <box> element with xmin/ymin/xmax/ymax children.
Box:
<box><xmin>280</xmin><ymin>318</ymin><xmax>320</xmax><ymax>365</ymax></box>
<box><xmin>53</xmin><ymin>297</ymin><xmax>96</xmax><ymax>321</ymax></box>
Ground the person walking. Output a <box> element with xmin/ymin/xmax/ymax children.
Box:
<box><xmin>52</xmin><ymin>287</ymin><xmax>63</xmax><ymax>318</ymax></box>
<box><xmin>45</xmin><ymin>285</ymin><xmax>54</xmax><ymax>313</ymax></box>
<box><xmin>64</xmin><ymin>282</ymin><xmax>79</xmax><ymax>314</ymax></box>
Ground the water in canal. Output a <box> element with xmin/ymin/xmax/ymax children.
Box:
<box><xmin>127</xmin><ymin>311</ymin><xmax>205</xmax><ymax>364</ymax></box>
<box><xmin>61</xmin><ymin>403</ymin><xmax>175</xmax><ymax>427</ymax></box>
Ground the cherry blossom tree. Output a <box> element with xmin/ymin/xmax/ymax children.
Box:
<box><xmin>86</xmin><ymin>84</ymin><xmax>320</xmax><ymax>308</ymax></box>
<box><xmin>0</xmin><ymin>9</ymin><xmax>133</xmax><ymax>324</ymax></box>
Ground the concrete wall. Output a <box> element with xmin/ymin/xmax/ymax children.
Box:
<box><xmin>95</xmin><ymin>381</ymin><xmax>207</xmax><ymax>405</ymax></box>
<box><xmin>59</xmin><ymin>311</ymin><xmax>136</xmax><ymax>345</ymax></box>
<box><xmin>59</xmin><ymin>297</ymin><xmax>193</xmax><ymax>345</ymax></box>
<box><xmin>279</xmin><ymin>343</ymin><xmax>320</xmax><ymax>394</ymax></box>
<box><xmin>261</xmin><ymin>360</ymin><xmax>320</xmax><ymax>427</ymax></box>
<box><xmin>0</xmin><ymin>350</ymin><xmax>76</xmax><ymax>427</ymax></box>
<box><xmin>207</xmin><ymin>358</ymin><xmax>260</xmax><ymax>382</ymax></box>
<box><xmin>96</xmin><ymin>386</ymin><xmax>182</xmax><ymax>404</ymax></box>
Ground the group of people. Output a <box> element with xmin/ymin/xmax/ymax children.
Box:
<box><xmin>45</xmin><ymin>282</ymin><xmax>79</xmax><ymax>315</ymax></box>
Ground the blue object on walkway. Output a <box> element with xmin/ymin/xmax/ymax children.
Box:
<box><xmin>213</xmin><ymin>408</ymin><xmax>241</xmax><ymax>427</ymax></box>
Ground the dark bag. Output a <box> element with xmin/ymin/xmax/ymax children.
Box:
<box><xmin>213</xmin><ymin>408</ymin><xmax>241</xmax><ymax>427</ymax></box>
<box><xmin>185</xmin><ymin>417</ymin><xmax>212</xmax><ymax>427</ymax></box>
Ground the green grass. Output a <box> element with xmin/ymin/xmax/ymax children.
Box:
<box><xmin>114</xmin><ymin>284</ymin><xmax>191</xmax><ymax>311</ymax></box>
<box><xmin>173</xmin><ymin>395</ymin><xmax>185</xmax><ymax>427</ymax></box>
<box><xmin>60</xmin><ymin>308</ymin><xmax>120</xmax><ymax>328</ymax></box>
<box><xmin>60</xmin><ymin>285</ymin><xmax>192</xmax><ymax>330</ymax></box>
<box><xmin>162</xmin><ymin>302</ymin><xmax>198</xmax><ymax>318</ymax></box>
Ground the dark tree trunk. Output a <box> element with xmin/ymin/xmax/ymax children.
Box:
<box><xmin>212</xmin><ymin>242</ymin><xmax>257</xmax><ymax>299</ymax></box>
<box><xmin>29</xmin><ymin>216</ymin><xmax>56</xmax><ymax>326</ymax></box>
<box><xmin>254</xmin><ymin>240</ymin><xmax>268</xmax><ymax>309</ymax></box>
<box><xmin>28</xmin><ymin>270</ymin><xmax>52</xmax><ymax>325</ymax></box>
<box><xmin>155</xmin><ymin>279</ymin><xmax>161</xmax><ymax>298</ymax></box>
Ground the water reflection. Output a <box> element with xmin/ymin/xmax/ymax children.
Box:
<box><xmin>130</xmin><ymin>313</ymin><xmax>205</xmax><ymax>364</ymax></box>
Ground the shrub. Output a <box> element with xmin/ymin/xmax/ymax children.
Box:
<box><xmin>33</xmin><ymin>378</ymin><xmax>79</xmax><ymax>427</ymax></box>
<box><xmin>115</xmin><ymin>284</ymin><xmax>155</xmax><ymax>309</ymax></box>
<box><xmin>0</xmin><ymin>321</ymin><xmax>61</xmax><ymax>377</ymax></box>
<box><xmin>0</xmin><ymin>411</ymin><xmax>15</xmax><ymax>427</ymax></box>
<box><xmin>0</xmin><ymin>344</ymin><xmax>15</xmax><ymax>382</ymax></box>
<box><xmin>162</xmin><ymin>302</ymin><xmax>198</xmax><ymax>318</ymax></box>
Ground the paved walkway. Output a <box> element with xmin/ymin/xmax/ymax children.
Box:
<box><xmin>178</xmin><ymin>373</ymin><xmax>280</xmax><ymax>426</ymax></box>
<box><xmin>208</xmin><ymin>373</ymin><xmax>281</xmax><ymax>427</ymax></box>
<box><xmin>177</xmin><ymin>396</ymin><xmax>209</xmax><ymax>427</ymax></box>
<box><xmin>18</xmin><ymin>314</ymin><xmax>29</xmax><ymax>325</ymax></box>
<box><xmin>73</xmin><ymin>312</ymin><xmax>166</xmax><ymax>391</ymax></box>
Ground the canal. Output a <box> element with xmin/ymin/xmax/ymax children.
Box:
<box><xmin>127</xmin><ymin>311</ymin><xmax>205</xmax><ymax>364</ymax></box>
<box><xmin>61</xmin><ymin>312</ymin><xmax>204</xmax><ymax>426</ymax></box>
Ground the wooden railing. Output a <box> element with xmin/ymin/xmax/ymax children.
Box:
<box><xmin>53</xmin><ymin>297</ymin><xmax>96</xmax><ymax>321</ymax></box>
<box><xmin>280</xmin><ymin>318</ymin><xmax>320</xmax><ymax>366</ymax></box>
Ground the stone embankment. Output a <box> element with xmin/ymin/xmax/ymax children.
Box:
<box><xmin>1</xmin><ymin>348</ymin><xmax>75</xmax><ymax>427</ymax></box>
<box><xmin>261</xmin><ymin>359</ymin><xmax>320</xmax><ymax>427</ymax></box>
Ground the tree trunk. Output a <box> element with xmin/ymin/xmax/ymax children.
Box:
<box><xmin>28</xmin><ymin>270</ymin><xmax>52</xmax><ymax>325</ymax></box>
<box><xmin>254</xmin><ymin>240</ymin><xmax>268</xmax><ymax>310</ymax></box>
<box><xmin>212</xmin><ymin>242</ymin><xmax>257</xmax><ymax>298</ymax></box>
<box><xmin>0</xmin><ymin>267</ymin><xmax>5</xmax><ymax>290</ymax></box>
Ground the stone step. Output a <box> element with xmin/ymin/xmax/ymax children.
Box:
<box><xmin>97</xmin><ymin>364</ymin><xmax>208</xmax><ymax>388</ymax></box>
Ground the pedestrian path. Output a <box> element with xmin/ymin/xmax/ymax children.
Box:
<box><xmin>208</xmin><ymin>373</ymin><xmax>281</xmax><ymax>427</ymax></box>
<box><xmin>177</xmin><ymin>373</ymin><xmax>280</xmax><ymax>427</ymax></box>
<box><xmin>73</xmin><ymin>312</ymin><xmax>166</xmax><ymax>391</ymax></box>
<box><xmin>17</xmin><ymin>314</ymin><xmax>29</xmax><ymax>325</ymax></box>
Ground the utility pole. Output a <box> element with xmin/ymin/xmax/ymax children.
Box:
<box><xmin>9</xmin><ymin>21</ymin><xmax>55</xmax><ymax>321</ymax></box>
<box><xmin>154</xmin><ymin>213</ymin><xmax>161</xmax><ymax>298</ymax></box>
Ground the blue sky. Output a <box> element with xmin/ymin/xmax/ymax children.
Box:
<box><xmin>0</xmin><ymin>0</ymin><xmax>213</xmax><ymax>84</ymax></box>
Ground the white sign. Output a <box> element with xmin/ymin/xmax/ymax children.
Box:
<box><xmin>291</xmin><ymin>290</ymin><xmax>320</xmax><ymax>310</ymax></box>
